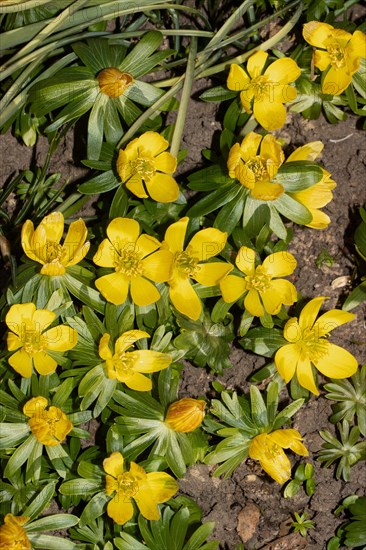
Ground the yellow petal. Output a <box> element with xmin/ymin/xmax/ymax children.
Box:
<box><xmin>306</xmin><ymin>209</ymin><xmax>331</xmax><ymax>229</ymax></box>
<box><xmin>99</xmin><ymin>333</ymin><xmax>113</xmax><ymax>360</ymax></box>
<box><xmin>299</xmin><ymin>296</ymin><xmax>327</xmax><ymax>331</ymax></box>
<box><xmin>244</xmin><ymin>289</ymin><xmax>264</xmax><ymax>317</ymax></box>
<box><xmin>322</xmin><ymin>66</ymin><xmax>352</xmax><ymax>95</ymax></box>
<box><xmin>249</xmin><ymin>434</ymin><xmax>291</xmax><ymax>484</ymax></box>
<box><xmin>32</xmin><ymin>224</ymin><xmax>47</xmax><ymax>263</ymax></box>
<box><xmin>146</xmin><ymin>173</ymin><xmax>179</xmax><ymax>203</ymax></box>
<box><xmin>135</xmin><ymin>234</ymin><xmax>161</xmax><ymax>259</ymax></box>
<box><xmin>93</xmin><ymin>238</ymin><xmax>118</xmax><ymax>267</ymax></box>
<box><xmin>95</xmin><ymin>272</ymin><xmax>129</xmax><ymax>305</ymax></box>
<box><xmin>194</xmin><ymin>262</ymin><xmax>233</xmax><ymax>286</ymax></box>
<box><xmin>107</xmin><ymin>495</ymin><xmax>134</xmax><ymax>525</ymax></box>
<box><xmin>21</xmin><ymin>220</ymin><xmax>40</xmax><ymax>262</ymax></box>
<box><xmin>43</xmin><ymin>325</ymin><xmax>77</xmax><ymax>351</ymax></box>
<box><xmin>227</xmin><ymin>143</ymin><xmax>242</xmax><ymax>178</ymax></box>
<box><xmin>135</xmin><ymin>472</ymin><xmax>178</xmax><ymax>520</ymax></box>
<box><xmin>235</xmin><ymin>246</ymin><xmax>256</xmax><ymax>275</ymax></box>
<box><xmin>164</xmin><ymin>217</ymin><xmax>189</xmax><ymax>254</ymax></box>
<box><xmin>260</xmin><ymin>289</ymin><xmax>282</xmax><ymax>315</ymax></box>
<box><xmin>247</xmin><ymin>50</ymin><xmax>268</xmax><ymax>78</ymax></box>
<box><xmin>103</xmin><ymin>451</ymin><xmax>125</xmax><ymax>477</ymax></box>
<box><xmin>169</xmin><ymin>276</ymin><xmax>202</xmax><ymax>320</ymax></box>
<box><xmin>130</xmin><ymin>277</ymin><xmax>160</xmax><ymax>306</ymax></box>
<box><xmin>136</xmin><ymin>131</ymin><xmax>169</xmax><ymax>157</ymax></box>
<box><xmin>32</xmin><ymin>308</ymin><xmax>56</xmax><ymax>330</ymax></box>
<box><xmin>251</xmin><ymin>180</ymin><xmax>284</xmax><ymax>201</ymax></box>
<box><xmin>303</xmin><ymin>21</ymin><xmax>334</xmax><ymax>48</ymax></box>
<box><xmin>6</xmin><ymin>303</ymin><xmax>36</xmax><ymax>335</ymax></box>
<box><xmin>239</xmin><ymin>132</ymin><xmax>262</xmax><ymax>161</ymax></box>
<box><xmin>253</xmin><ymin>100</ymin><xmax>287</xmax><ymax>131</ymax></box>
<box><xmin>129</xmin><ymin>350</ymin><xmax>172</xmax><ymax>373</ymax></box>
<box><xmin>33</xmin><ymin>351</ymin><xmax>58</xmax><ymax>375</ymax></box>
<box><xmin>261</xmin><ymin>134</ymin><xmax>284</xmax><ymax>173</ymax></box>
<box><xmin>115</xmin><ymin>330</ymin><xmax>150</xmax><ymax>354</ymax></box>
<box><xmin>8</xmin><ymin>349</ymin><xmax>33</xmax><ymax>378</ymax></box>
<box><xmin>126</xmin><ymin>173</ymin><xmax>148</xmax><ymax>198</ymax></box>
<box><xmin>264</xmin><ymin>57</ymin><xmax>301</xmax><ymax>84</ymax></box>
<box><xmin>107</xmin><ymin>217</ymin><xmax>140</xmax><ymax>248</ymax></box>
<box><xmin>269</xmin><ymin>279</ymin><xmax>297</xmax><ymax>306</ymax></box>
<box><xmin>291</xmin><ymin>180</ymin><xmax>334</xmax><ymax>209</ymax></box>
<box><xmin>283</xmin><ymin>318</ymin><xmax>301</xmax><ymax>342</ymax></box>
<box><xmin>286</xmin><ymin>141</ymin><xmax>324</xmax><ymax>162</ymax></box>
<box><xmin>269</xmin><ymin>429</ymin><xmax>304</xmax><ymax>449</ymax></box>
<box><xmin>23</xmin><ymin>396</ymin><xmax>48</xmax><ymax>417</ymax></box>
<box><xmin>7</xmin><ymin>332</ymin><xmax>22</xmax><ymax>352</ymax></box>
<box><xmin>262</xmin><ymin>251</ymin><xmax>297</xmax><ymax>277</ymax></box>
<box><xmin>62</xmin><ymin>219</ymin><xmax>89</xmax><ymax>265</ymax></box>
<box><xmin>142</xmin><ymin>249</ymin><xmax>173</xmax><ymax>282</ymax></box>
<box><xmin>313</xmin><ymin>310</ymin><xmax>355</xmax><ymax>337</ymax></box>
<box><xmin>227</xmin><ymin>63</ymin><xmax>250</xmax><ymax>91</ymax></box>
<box><xmin>40</xmin><ymin>212</ymin><xmax>64</xmax><ymax>243</ymax></box>
<box><xmin>348</xmin><ymin>31</ymin><xmax>366</xmax><ymax>68</ymax></box>
<box><xmin>121</xmin><ymin>371</ymin><xmax>153</xmax><ymax>391</ymax></box>
<box><xmin>153</xmin><ymin>151</ymin><xmax>177</xmax><ymax>174</ymax></box>
<box><xmin>314</xmin><ymin>49</ymin><xmax>331</xmax><ymax>71</ymax></box>
<box><xmin>220</xmin><ymin>274</ymin><xmax>246</xmax><ymax>303</ymax></box>
<box><xmin>297</xmin><ymin>356</ymin><xmax>319</xmax><ymax>395</ymax></box>
<box><xmin>188</xmin><ymin>228</ymin><xmax>227</xmax><ymax>261</ymax></box>
<box><xmin>314</xmin><ymin>343</ymin><xmax>358</xmax><ymax>379</ymax></box>
<box><xmin>274</xmin><ymin>344</ymin><xmax>298</xmax><ymax>383</ymax></box>
<box><xmin>239</xmin><ymin>88</ymin><xmax>254</xmax><ymax>112</ymax></box>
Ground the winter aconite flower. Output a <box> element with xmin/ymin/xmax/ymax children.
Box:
<box><xmin>227</xmin><ymin>132</ymin><xmax>285</xmax><ymax>200</ymax></box>
<box><xmin>21</xmin><ymin>211</ymin><xmax>90</xmax><ymax>276</ymax></box>
<box><xmin>275</xmin><ymin>296</ymin><xmax>358</xmax><ymax>395</ymax></box>
<box><xmin>117</xmin><ymin>132</ymin><xmax>179</xmax><ymax>202</ymax></box>
<box><xmin>97</xmin><ymin>67</ymin><xmax>134</xmax><ymax>98</ymax></box>
<box><xmin>165</xmin><ymin>398</ymin><xmax>206</xmax><ymax>432</ymax></box>
<box><xmin>93</xmin><ymin>217</ymin><xmax>172</xmax><ymax>306</ymax></box>
<box><xmin>0</xmin><ymin>514</ymin><xmax>31</xmax><ymax>549</ymax></box>
<box><xmin>104</xmin><ymin>452</ymin><xmax>178</xmax><ymax>525</ymax></box>
<box><xmin>303</xmin><ymin>22</ymin><xmax>366</xmax><ymax>95</ymax></box>
<box><xmin>286</xmin><ymin>141</ymin><xmax>336</xmax><ymax>229</ymax></box>
<box><xmin>220</xmin><ymin>247</ymin><xmax>297</xmax><ymax>317</ymax></box>
<box><xmin>23</xmin><ymin>396</ymin><xmax>73</xmax><ymax>446</ymax></box>
<box><xmin>227</xmin><ymin>50</ymin><xmax>301</xmax><ymax>130</ymax></box>
<box><xmin>99</xmin><ymin>330</ymin><xmax>171</xmax><ymax>391</ymax></box>
<box><xmin>163</xmin><ymin>217</ymin><xmax>232</xmax><ymax>320</ymax></box>
<box><xmin>249</xmin><ymin>429</ymin><xmax>308</xmax><ymax>483</ymax></box>
<box><xmin>6</xmin><ymin>303</ymin><xmax>77</xmax><ymax>377</ymax></box>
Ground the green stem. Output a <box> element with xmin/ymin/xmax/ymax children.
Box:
<box><xmin>170</xmin><ymin>37</ymin><xmax>197</xmax><ymax>158</ymax></box>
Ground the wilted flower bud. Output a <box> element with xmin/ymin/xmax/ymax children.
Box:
<box><xmin>97</xmin><ymin>67</ymin><xmax>134</xmax><ymax>98</ymax></box>
<box><xmin>165</xmin><ymin>398</ymin><xmax>206</xmax><ymax>432</ymax></box>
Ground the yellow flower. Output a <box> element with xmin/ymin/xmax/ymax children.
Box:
<box><xmin>116</xmin><ymin>132</ymin><xmax>179</xmax><ymax>203</ymax></box>
<box><xmin>227</xmin><ymin>51</ymin><xmax>301</xmax><ymax>130</ymax></box>
<box><xmin>286</xmin><ymin>141</ymin><xmax>336</xmax><ymax>229</ymax></box>
<box><xmin>0</xmin><ymin>514</ymin><xmax>31</xmax><ymax>550</ymax></box>
<box><xmin>99</xmin><ymin>331</ymin><xmax>171</xmax><ymax>391</ymax></box>
<box><xmin>303</xmin><ymin>22</ymin><xmax>366</xmax><ymax>95</ymax></box>
<box><xmin>275</xmin><ymin>296</ymin><xmax>358</xmax><ymax>395</ymax></box>
<box><xmin>97</xmin><ymin>67</ymin><xmax>134</xmax><ymax>98</ymax></box>
<box><xmin>93</xmin><ymin>217</ymin><xmax>172</xmax><ymax>306</ymax></box>
<box><xmin>249</xmin><ymin>429</ymin><xmax>308</xmax><ymax>484</ymax></box>
<box><xmin>227</xmin><ymin>132</ymin><xmax>285</xmax><ymax>201</ymax></box>
<box><xmin>21</xmin><ymin>211</ymin><xmax>90</xmax><ymax>276</ymax></box>
<box><xmin>103</xmin><ymin>452</ymin><xmax>178</xmax><ymax>525</ymax></box>
<box><xmin>165</xmin><ymin>398</ymin><xmax>206</xmax><ymax>432</ymax></box>
<box><xmin>23</xmin><ymin>396</ymin><xmax>73</xmax><ymax>447</ymax></box>
<box><xmin>6</xmin><ymin>303</ymin><xmax>77</xmax><ymax>377</ymax></box>
<box><xmin>220</xmin><ymin>246</ymin><xmax>297</xmax><ymax>316</ymax></box>
<box><xmin>163</xmin><ymin>217</ymin><xmax>232</xmax><ymax>320</ymax></box>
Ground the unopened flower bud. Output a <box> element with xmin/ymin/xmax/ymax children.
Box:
<box><xmin>97</xmin><ymin>67</ymin><xmax>134</xmax><ymax>98</ymax></box>
<box><xmin>165</xmin><ymin>398</ymin><xmax>206</xmax><ymax>432</ymax></box>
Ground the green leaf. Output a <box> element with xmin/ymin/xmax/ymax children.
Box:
<box><xmin>0</xmin><ymin>423</ymin><xmax>30</xmax><ymax>448</ymax></box>
<box><xmin>4</xmin><ymin>435</ymin><xmax>37</xmax><ymax>478</ymax></box>
<box><xmin>45</xmin><ymin>90</ymin><xmax>98</xmax><ymax>132</ymax></box>
<box><xmin>250</xmin><ymin>386</ymin><xmax>268</xmax><ymax>428</ymax></box>
<box><xmin>214</xmin><ymin>188</ymin><xmax>246</xmax><ymax>234</ymax></box>
<box><xmin>23</xmin><ymin>481</ymin><xmax>57</xmax><ymax>520</ymax></box>
<box><xmin>63</xmin><ymin>273</ymin><xmax>105</xmax><ymax>313</ymax></box>
<box><xmin>59</xmin><ymin>478</ymin><xmax>102</xmax><ymax>497</ymax></box>
<box><xmin>27</xmin><ymin>534</ymin><xmax>78</xmax><ymax>549</ymax></box>
<box><xmin>274</xmin><ymin>193</ymin><xmax>312</xmax><ymax>225</ymax></box>
<box><xmin>184</xmin><ymin>521</ymin><xmax>217</xmax><ymax>549</ymax></box>
<box><xmin>187</xmin><ymin>185</ymin><xmax>241</xmax><ymax>218</ymax></box>
<box><xmin>110</xmin><ymin>182</ymin><xmax>129</xmax><ymax>218</ymax></box>
<box><xmin>80</xmin><ymin>492</ymin><xmax>109</xmax><ymax>527</ymax></box>
<box><xmin>26</xmin><ymin>514</ymin><xmax>79</xmax><ymax>532</ymax></box>
<box><xmin>200</xmin><ymin>86</ymin><xmax>237</xmax><ymax>102</ymax></box>
<box><xmin>342</xmin><ymin>281</ymin><xmax>366</xmax><ymax>311</ymax></box>
<box><xmin>277</xmin><ymin>161</ymin><xmax>323</xmax><ymax>191</ymax></box>
<box><xmin>78</xmin><ymin>170</ymin><xmax>119</xmax><ymax>195</ymax></box>
<box><xmin>240</xmin><ymin>327</ymin><xmax>286</xmax><ymax>357</ymax></box>
<box><xmin>188</xmin><ymin>165</ymin><xmax>233</xmax><ymax>191</ymax></box>
<box><xmin>120</xmin><ymin>31</ymin><xmax>163</xmax><ymax>76</ymax></box>
<box><xmin>87</xmin><ymin>93</ymin><xmax>108</xmax><ymax>160</ymax></box>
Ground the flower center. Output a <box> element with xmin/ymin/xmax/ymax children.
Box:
<box><xmin>130</xmin><ymin>154</ymin><xmax>156</xmax><ymax>182</ymax></box>
<box><xmin>326</xmin><ymin>42</ymin><xmax>346</xmax><ymax>68</ymax></box>
<box><xmin>44</xmin><ymin>241</ymin><xmax>65</xmax><ymax>263</ymax></box>
<box><xmin>21</xmin><ymin>328</ymin><xmax>45</xmax><ymax>355</ymax></box>
<box><xmin>250</xmin><ymin>75</ymin><xmax>271</xmax><ymax>100</ymax></box>
<box><xmin>28</xmin><ymin>406</ymin><xmax>72</xmax><ymax>446</ymax></box>
<box><xmin>174</xmin><ymin>248</ymin><xmax>200</xmax><ymax>277</ymax></box>
<box><xmin>117</xmin><ymin>472</ymin><xmax>139</xmax><ymax>497</ymax></box>
<box><xmin>97</xmin><ymin>67</ymin><xmax>134</xmax><ymax>98</ymax></box>
<box><xmin>114</xmin><ymin>247</ymin><xmax>144</xmax><ymax>278</ymax></box>
<box><xmin>296</xmin><ymin>327</ymin><xmax>329</xmax><ymax>361</ymax></box>
<box><xmin>112</xmin><ymin>352</ymin><xmax>134</xmax><ymax>375</ymax></box>
<box><xmin>246</xmin><ymin>157</ymin><xmax>269</xmax><ymax>182</ymax></box>
<box><xmin>245</xmin><ymin>266</ymin><xmax>271</xmax><ymax>292</ymax></box>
